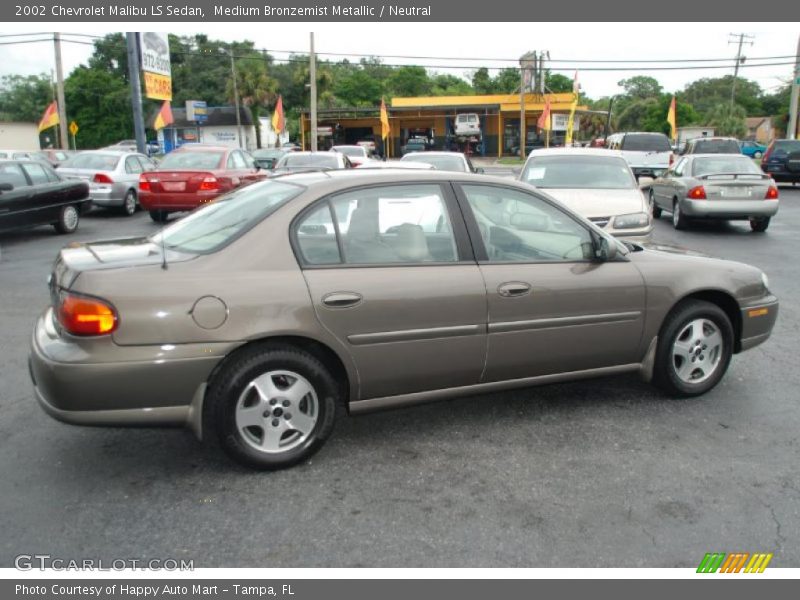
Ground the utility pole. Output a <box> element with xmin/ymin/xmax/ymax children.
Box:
<box><xmin>229</xmin><ymin>48</ymin><xmax>243</xmax><ymax>149</ymax></box>
<box><xmin>729</xmin><ymin>32</ymin><xmax>754</xmax><ymax>110</ymax></box>
<box><xmin>788</xmin><ymin>33</ymin><xmax>800</xmax><ymax>139</ymax></box>
<box><xmin>53</xmin><ymin>33</ymin><xmax>69</xmax><ymax>150</ymax></box>
<box><xmin>519</xmin><ymin>51</ymin><xmax>537</xmax><ymax>160</ymax></box>
<box><xmin>309</xmin><ymin>32</ymin><xmax>318</xmax><ymax>152</ymax></box>
<box><xmin>125</xmin><ymin>33</ymin><xmax>146</xmax><ymax>155</ymax></box>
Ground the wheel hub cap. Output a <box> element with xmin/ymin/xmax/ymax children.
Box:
<box><xmin>671</xmin><ymin>318</ymin><xmax>723</xmax><ymax>384</ymax></box>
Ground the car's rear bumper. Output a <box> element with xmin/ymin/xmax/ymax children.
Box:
<box><xmin>29</xmin><ymin>308</ymin><xmax>235</xmax><ymax>435</ymax></box>
<box><xmin>680</xmin><ymin>198</ymin><xmax>779</xmax><ymax>219</ymax></box>
<box><xmin>139</xmin><ymin>190</ymin><xmax>220</xmax><ymax>212</ymax></box>
<box><xmin>88</xmin><ymin>183</ymin><xmax>127</xmax><ymax>206</ymax></box>
<box><xmin>738</xmin><ymin>295</ymin><xmax>779</xmax><ymax>352</ymax></box>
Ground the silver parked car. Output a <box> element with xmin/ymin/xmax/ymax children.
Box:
<box><xmin>57</xmin><ymin>150</ymin><xmax>157</xmax><ymax>216</ymax></box>
<box><xmin>30</xmin><ymin>171</ymin><xmax>778</xmax><ymax>470</ymax></box>
<box><xmin>401</xmin><ymin>151</ymin><xmax>484</xmax><ymax>173</ymax></box>
<box><xmin>649</xmin><ymin>154</ymin><xmax>779</xmax><ymax>232</ymax></box>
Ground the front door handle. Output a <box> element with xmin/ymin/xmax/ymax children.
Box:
<box><xmin>497</xmin><ymin>281</ymin><xmax>531</xmax><ymax>298</ymax></box>
<box><xmin>322</xmin><ymin>292</ymin><xmax>363</xmax><ymax>308</ymax></box>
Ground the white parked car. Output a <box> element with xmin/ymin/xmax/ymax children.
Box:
<box><xmin>454</xmin><ymin>113</ymin><xmax>481</xmax><ymax>137</ymax></box>
<box><xmin>519</xmin><ymin>148</ymin><xmax>652</xmax><ymax>240</ymax></box>
<box><xmin>400</xmin><ymin>151</ymin><xmax>483</xmax><ymax>174</ymax></box>
<box><xmin>606</xmin><ymin>132</ymin><xmax>674</xmax><ymax>180</ymax></box>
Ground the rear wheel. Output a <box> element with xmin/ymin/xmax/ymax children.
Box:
<box><xmin>750</xmin><ymin>216</ymin><xmax>770</xmax><ymax>232</ymax></box>
<box><xmin>149</xmin><ymin>210</ymin><xmax>168</xmax><ymax>223</ymax></box>
<box><xmin>653</xmin><ymin>300</ymin><xmax>733</xmax><ymax>397</ymax></box>
<box><xmin>649</xmin><ymin>189</ymin><xmax>662</xmax><ymax>219</ymax></box>
<box><xmin>54</xmin><ymin>205</ymin><xmax>79</xmax><ymax>234</ymax></box>
<box><xmin>119</xmin><ymin>190</ymin><xmax>137</xmax><ymax>216</ymax></box>
<box><xmin>672</xmin><ymin>199</ymin><xmax>689</xmax><ymax>230</ymax></box>
<box><xmin>205</xmin><ymin>344</ymin><xmax>339</xmax><ymax>470</ymax></box>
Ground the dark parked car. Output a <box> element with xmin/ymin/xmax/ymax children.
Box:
<box><xmin>0</xmin><ymin>159</ymin><xmax>90</xmax><ymax>234</ymax></box>
<box><xmin>139</xmin><ymin>145</ymin><xmax>265</xmax><ymax>222</ymax></box>
<box><xmin>760</xmin><ymin>139</ymin><xmax>800</xmax><ymax>185</ymax></box>
<box><xmin>680</xmin><ymin>137</ymin><xmax>742</xmax><ymax>155</ymax></box>
<box><xmin>30</xmin><ymin>171</ymin><xmax>777</xmax><ymax>470</ymax></box>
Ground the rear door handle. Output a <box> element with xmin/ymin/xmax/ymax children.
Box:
<box><xmin>322</xmin><ymin>292</ymin><xmax>363</xmax><ymax>308</ymax></box>
<box><xmin>497</xmin><ymin>282</ymin><xmax>531</xmax><ymax>298</ymax></box>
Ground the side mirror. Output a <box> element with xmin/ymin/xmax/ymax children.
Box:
<box><xmin>594</xmin><ymin>234</ymin><xmax>618</xmax><ymax>261</ymax></box>
<box><xmin>0</xmin><ymin>182</ymin><xmax>13</xmax><ymax>192</ymax></box>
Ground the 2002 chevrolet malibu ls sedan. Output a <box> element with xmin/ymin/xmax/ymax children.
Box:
<box><xmin>30</xmin><ymin>171</ymin><xmax>778</xmax><ymax>470</ymax></box>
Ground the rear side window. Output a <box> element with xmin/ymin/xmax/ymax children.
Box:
<box><xmin>692</xmin><ymin>140</ymin><xmax>741</xmax><ymax>154</ymax></box>
<box><xmin>21</xmin><ymin>162</ymin><xmax>51</xmax><ymax>185</ymax></box>
<box><xmin>296</xmin><ymin>204</ymin><xmax>341</xmax><ymax>265</ymax></box>
<box><xmin>125</xmin><ymin>156</ymin><xmax>143</xmax><ymax>174</ymax></box>
<box><xmin>621</xmin><ymin>134</ymin><xmax>671</xmax><ymax>152</ymax></box>
<box><xmin>0</xmin><ymin>163</ymin><xmax>28</xmax><ymax>187</ymax></box>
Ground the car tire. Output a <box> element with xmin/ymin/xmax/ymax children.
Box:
<box><xmin>753</xmin><ymin>151</ymin><xmax>763</xmax><ymax>159</ymax></box>
<box><xmin>750</xmin><ymin>216</ymin><xmax>770</xmax><ymax>232</ymax></box>
<box><xmin>672</xmin><ymin>199</ymin><xmax>689</xmax><ymax>230</ymax></box>
<box><xmin>54</xmin><ymin>205</ymin><xmax>80</xmax><ymax>234</ymax></box>
<box><xmin>653</xmin><ymin>299</ymin><xmax>733</xmax><ymax>397</ymax></box>
<box><xmin>149</xmin><ymin>210</ymin><xmax>168</xmax><ymax>223</ymax></box>
<box><xmin>119</xmin><ymin>190</ymin><xmax>137</xmax><ymax>216</ymax></box>
<box><xmin>205</xmin><ymin>344</ymin><xmax>339</xmax><ymax>470</ymax></box>
<box><xmin>649</xmin><ymin>189</ymin><xmax>662</xmax><ymax>219</ymax></box>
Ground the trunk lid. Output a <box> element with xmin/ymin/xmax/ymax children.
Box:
<box><xmin>144</xmin><ymin>170</ymin><xmax>216</xmax><ymax>193</ymax></box>
<box><xmin>697</xmin><ymin>173</ymin><xmax>772</xmax><ymax>200</ymax></box>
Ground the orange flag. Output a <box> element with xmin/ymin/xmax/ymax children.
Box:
<box><xmin>667</xmin><ymin>96</ymin><xmax>677</xmax><ymax>142</ymax></box>
<box><xmin>271</xmin><ymin>95</ymin><xmax>285</xmax><ymax>134</ymax></box>
<box><xmin>153</xmin><ymin>101</ymin><xmax>174</xmax><ymax>130</ymax></box>
<box><xmin>537</xmin><ymin>96</ymin><xmax>551</xmax><ymax>131</ymax></box>
<box><xmin>38</xmin><ymin>101</ymin><xmax>59</xmax><ymax>132</ymax></box>
<box><xmin>380</xmin><ymin>98</ymin><xmax>390</xmax><ymax>141</ymax></box>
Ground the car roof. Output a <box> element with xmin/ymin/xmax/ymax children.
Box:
<box><xmin>527</xmin><ymin>148</ymin><xmax>625</xmax><ymax>158</ymax></box>
<box><xmin>73</xmin><ymin>149</ymin><xmax>135</xmax><ymax>156</ymax></box>
<box><xmin>682</xmin><ymin>153</ymin><xmax>753</xmax><ymax>159</ymax></box>
<box><xmin>402</xmin><ymin>151</ymin><xmax>466</xmax><ymax>158</ymax></box>
<box><xmin>173</xmin><ymin>145</ymin><xmax>229</xmax><ymax>152</ymax></box>
<box><xmin>689</xmin><ymin>137</ymin><xmax>738</xmax><ymax>142</ymax></box>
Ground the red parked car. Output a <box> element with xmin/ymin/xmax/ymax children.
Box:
<box><xmin>139</xmin><ymin>145</ymin><xmax>265</xmax><ymax>222</ymax></box>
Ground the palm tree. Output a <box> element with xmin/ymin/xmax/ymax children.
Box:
<box><xmin>226</xmin><ymin>54</ymin><xmax>277</xmax><ymax>148</ymax></box>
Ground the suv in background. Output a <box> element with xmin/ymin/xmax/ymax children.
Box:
<box><xmin>761</xmin><ymin>139</ymin><xmax>800</xmax><ymax>185</ymax></box>
<box><xmin>606</xmin><ymin>132</ymin><xmax>673</xmax><ymax>179</ymax></box>
<box><xmin>680</xmin><ymin>137</ymin><xmax>741</xmax><ymax>155</ymax></box>
<box><xmin>454</xmin><ymin>113</ymin><xmax>481</xmax><ymax>137</ymax></box>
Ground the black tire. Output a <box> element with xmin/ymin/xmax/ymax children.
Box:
<box><xmin>149</xmin><ymin>209</ymin><xmax>168</xmax><ymax>223</ymax></box>
<box><xmin>54</xmin><ymin>204</ymin><xmax>79</xmax><ymax>234</ymax></box>
<box><xmin>753</xmin><ymin>151</ymin><xmax>763</xmax><ymax>159</ymax></box>
<box><xmin>652</xmin><ymin>300</ymin><xmax>734</xmax><ymax>397</ymax></box>
<box><xmin>119</xmin><ymin>189</ymin><xmax>137</xmax><ymax>216</ymax></box>
<box><xmin>750</xmin><ymin>217</ymin><xmax>770</xmax><ymax>232</ymax></box>
<box><xmin>205</xmin><ymin>344</ymin><xmax>339</xmax><ymax>470</ymax></box>
<box><xmin>649</xmin><ymin>189</ymin><xmax>662</xmax><ymax>219</ymax></box>
<box><xmin>672</xmin><ymin>199</ymin><xmax>689</xmax><ymax>230</ymax></box>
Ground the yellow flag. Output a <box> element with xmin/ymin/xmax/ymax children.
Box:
<box><xmin>667</xmin><ymin>96</ymin><xmax>677</xmax><ymax>142</ymax></box>
<box><xmin>380</xmin><ymin>98</ymin><xmax>390</xmax><ymax>141</ymax></box>
<box><xmin>565</xmin><ymin>95</ymin><xmax>578</xmax><ymax>145</ymax></box>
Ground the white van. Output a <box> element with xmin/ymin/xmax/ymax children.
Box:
<box><xmin>454</xmin><ymin>113</ymin><xmax>481</xmax><ymax>137</ymax></box>
<box><xmin>606</xmin><ymin>132</ymin><xmax>673</xmax><ymax>179</ymax></box>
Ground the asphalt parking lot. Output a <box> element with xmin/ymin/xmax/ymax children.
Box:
<box><xmin>1</xmin><ymin>178</ymin><xmax>798</xmax><ymax>568</ymax></box>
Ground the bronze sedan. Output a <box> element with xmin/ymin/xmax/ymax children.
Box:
<box><xmin>29</xmin><ymin>171</ymin><xmax>778</xmax><ymax>469</ymax></box>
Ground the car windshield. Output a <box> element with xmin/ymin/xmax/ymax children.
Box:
<box><xmin>402</xmin><ymin>154</ymin><xmax>466</xmax><ymax>172</ymax></box>
<box><xmin>150</xmin><ymin>180</ymin><xmax>303</xmax><ymax>253</ymax></box>
<box><xmin>60</xmin><ymin>153</ymin><xmax>120</xmax><ymax>170</ymax></box>
<box><xmin>621</xmin><ymin>134</ymin><xmax>671</xmax><ymax>152</ymax></box>
<box><xmin>333</xmin><ymin>147</ymin><xmax>366</xmax><ymax>158</ymax></box>
<box><xmin>158</xmin><ymin>151</ymin><xmax>225</xmax><ymax>170</ymax></box>
<box><xmin>280</xmin><ymin>154</ymin><xmax>339</xmax><ymax>168</ymax></box>
<box><xmin>252</xmin><ymin>149</ymin><xmax>284</xmax><ymax>159</ymax></box>
<box><xmin>692</xmin><ymin>156</ymin><xmax>762</xmax><ymax>176</ymax></box>
<box><xmin>522</xmin><ymin>155</ymin><xmax>636</xmax><ymax>189</ymax></box>
<box><xmin>692</xmin><ymin>140</ymin><xmax>741</xmax><ymax>154</ymax></box>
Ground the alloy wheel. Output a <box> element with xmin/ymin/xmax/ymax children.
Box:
<box><xmin>671</xmin><ymin>318</ymin><xmax>724</xmax><ymax>384</ymax></box>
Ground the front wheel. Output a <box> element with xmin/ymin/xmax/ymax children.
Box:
<box><xmin>653</xmin><ymin>300</ymin><xmax>733</xmax><ymax>397</ymax></box>
<box><xmin>54</xmin><ymin>205</ymin><xmax>79</xmax><ymax>234</ymax></box>
<box><xmin>206</xmin><ymin>345</ymin><xmax>339</xmax><ymax>470</ymax></box>
<box><xmin>149</xmin><ymin>210</ymin><xmax>168</xmax><ymax>223</ymax></box>
<box><xmin>750</xmin><ymin>217</ymin><xmax>770</xmax><ymax>232</ymax></box>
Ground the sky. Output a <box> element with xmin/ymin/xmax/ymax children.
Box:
<box><xmin>1</xmin><ymin>22</ymin><xmax>797</xmax><ymax>99</ymax></box>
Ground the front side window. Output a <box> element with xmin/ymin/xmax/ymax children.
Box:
<box><xmin>125</xmin><ymin>156</ymin><xmax>143</xmax><ymax>174</ymax></box>
<box><xmin>305</xmin><ymin>184</ymin><xmax>458</xmax><ymax>265</ymax></box>
<box><xmin>461</xmin><ymin>184</ymin><xmax>594</xmax><ymax>262</ymax></box>
<box><xmin>673</xmin><ymin>158</ymin><xmax>688</xmax><ymax>177</ymax></box>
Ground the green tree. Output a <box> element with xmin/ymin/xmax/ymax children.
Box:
<box><xmin>682</xmin><ymin>76</ymin><xmax>763</xmax><ymax>117</ymax></box>
<box><xmin>334</xmin><ymin>69</ymin><xmax>382</xmax><ymax>106</ymax></box>
<box><xmin>64</xmin><ymin>66</ymin><xmax>134</xmax><ymax>148</ymax></box>
<box><xmin>546</xmin><ymin>73</ymin><xmax>574</xmax><ymax>94</ymax></box>
<box><xmin>493</xmin><ymin>68</ymin><xmax>520</xmax><ymax>93</ymax></box>
<box><xmin>430</xmin><ymin>73</ymin><xmax>473</xmax><ymax>96</ymax></box>
<box><xmin>641</xmin><ymin>96</ymin><xmax>698</xmax><ymax>135</ymax></box>
<box><xmin>227</xmin><ymin>51</ymin><xmax>278</xmax><ymax>148</ymax></box>
<box><xmin>471</xmin><ymin>68</ymin><xmax>495</xmax><ymax>94</ymax></box>
<box><xmin>617</xmin><ymin>98</ymin><xmax>660</xmax><ymax>130</ymax></box>
<box><xmin>706</xmin><ymin>103</ymin><xmax>747</xmax><ymax>138</ymax></box>
<box><xmin>388</xmin><ymin>66</ymin><xmax>431</xmax><ymax>97</ymax></box>
<box><xmin>618</xmin><ymin>76</ymin><xmax>663</xmax><ymax>99</ymax></box>
<box><xmin>0</xmin><ymin>74</ymin><xmax>53</xmax><ymax>122</ymax></box>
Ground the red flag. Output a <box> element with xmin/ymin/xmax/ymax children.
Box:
<box><xmin>537</xmin><ymin>97</ymin><xmax>551</xmax><ymax>130</ymax></box>
<box><xmin>271</xmin><ymin>95</ymin><xmax>285</xmax><ymax>134</ymax></box>
<box><xmin>38</xmin><ymin>101</ymin><xmax>59</xmax><ymax>132</ymax></box>
<box><xmin>153</xmin><ymin>101</ymin><xmax>173</xmax><ymax>130</ymax></box>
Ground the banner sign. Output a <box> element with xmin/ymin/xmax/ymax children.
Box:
<box><xmin>139</xmin><ymin>32</ymin><xmax>172</xmax><ymax>101</ymax></box>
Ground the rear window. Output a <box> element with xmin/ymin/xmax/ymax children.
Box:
<box><xmin>159</xmin><ymin>151</ymin><xmax>225</xmax><ymax>170</ymax></box>
<box><xmin>280</xmin><ymin>154</ymin><xmax>339</xmax><ymax>168</ymax></box>
<box><xmin>402</xmin><ymin>154</ymin><xmax>466</xmax><ymax>172</ymax></box>
<box><xmin>621</xmin><ymin>134</ymin><xmax>671</xmax><ymax>152</ymax></box>
<box><xmin>691</xmin><ymin>139</ymin><xmax>741</xmax><ymax>154</ymax></box>
<box><xmin>61</xmin><ymin>153</ymin><xmax>120</xmax><ymax>170</ymax></box>
<box><xmin>772</xmin><ymin>140</ymin><xmax>800</xmax><ymax>153</ymax></box>
<box><xmin>332</xmin><ymin>147</ymin><xmax>366</xmax><ymax>158</ymax></box>
<box><xmin>692</xmin><ymin>156</ymin><xmax>762</xmax><ymax>177</ymax></box>
<box><xmin>522</xmin><ymin>155</ymin><xmax>636</xmax><ymax>189</ymax></box>
<box><xmin>151</xmin><ymin>180</ymin><xmax>303</xmax><ymax>254</ymax></box>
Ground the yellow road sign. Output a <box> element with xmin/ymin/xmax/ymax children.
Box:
<box><xmin>69</xmin><ymin>121</ymin><xmax>78</xmax><ymax>136</ymax></box>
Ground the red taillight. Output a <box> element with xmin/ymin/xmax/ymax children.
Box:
<box><xmin>138</xmin><ymin>175</ymin><xmax>150</xmax><ymax>192</ymax></box>
<box><xmin>93</xmin><ymin>173</ymin><xmax>113</xmax><ymax>184</ymax></box>
<box><xmin>765</xmin><ymin>185</ymin><xmax>779</xmax><ymax>200</ymax></box>
<box><xmin>688</xmin><ymin>185</ymin><xmax>707</xmax><ymax>200</ymax></box>
<box><xmin>198</xmin><ymin>176</ymin><xmax>219</xmax><ymax>191</ymax></box>
<box><xmin>56</xmin><ymin>292</ymin><xmax>118</xmax><ymax>336</ymax></box>
<box><xmin>669</xmin><ymin>153</ymin><xmax>675</xmax><ymax>166</ymax></box>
